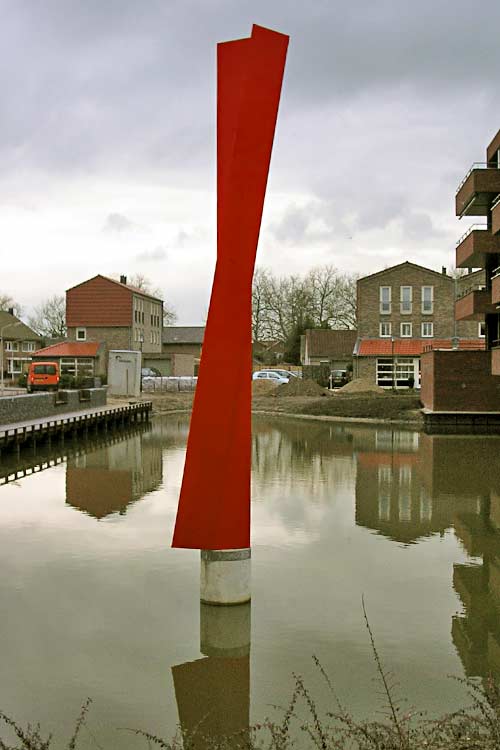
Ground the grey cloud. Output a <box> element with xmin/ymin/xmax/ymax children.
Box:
<box><xmin>2</xmin><ymin>0</ymin><xmax>500</xmax><ymax>183</ymax></box>
<box><xmin>103</xmin><ymin>213</ymin><xmax>135</xmax><ymax>233</ymax></box>
<box><xmin>135</xmin><ymin>246</ymin><xmax>168</xmax><ymax>262</ymax></box>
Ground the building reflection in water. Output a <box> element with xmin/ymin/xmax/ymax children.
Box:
<box><xmin>172</xmin><ymin>603</ymin><xmax>250</xmax><ymax>750</ymax></box>
<box><xmin>65</xmin><ymin>425</ymin><xmax>163</xmax><ymax>519</ymax></box>
<box><xmin>452</xmin><ymin>490</ymin><xmax>500</xmax><ymax>681</ymax></box>
<box><xmin>253</xmin><ymin>417</ymin><xmax>500</xmax><ymax>683</ymax></box>
<box><xmin>351</xmin><ymin>428</ymin><xmax>500</xmax><ymax>681</ymax></box>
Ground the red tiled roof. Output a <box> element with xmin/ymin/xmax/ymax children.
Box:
<box><xmin>33</xmin><ymin>342</ymin><xmax>100</xmax><ymax>357</ymax></box>
<box><xmin>356</xmin><ymin>338</ymin><xmax>486</xmax><ymax>357</ymax></box>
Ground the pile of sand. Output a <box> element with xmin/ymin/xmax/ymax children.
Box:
<box><xmin>270</xmin><ymin>378</ymin><xmax>329</xmax><ymax>398</ymax></box>
<box><xmin>336</xmin><ymin>379</ymin><xmax>387</xmax><ymax>395</ymax></box>
<box><xmin>252</xmin><ymin>379</ymin><xmax>279</xmax><ymax>396</ymax></box>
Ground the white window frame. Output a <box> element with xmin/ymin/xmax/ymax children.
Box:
<box><xmin>379</xmin><ymin>286</ymin><xmax>391</xmax><ymax>314</ymax></box>
<box><xmin>421</xmin><ymin>322</ymin><xmax>434</xmax><ymax>338</ymax></box>
<box><xmin>479</xmin><ymin>321</ymin><xmax>486</xmax><ymax>338</ymax></box>
<box><xmin>400</xmin><ymin>322</ymin><xmax>412</xmax><ymax>337</ymax></box>
<box><xmin>22</xmin><ymin>341</ymin><xmax>36</xmax><ymax>352</ymax></box>
<box><xmin>7</xmin><ymin>358</ymin><xmax>22</xmax><ymax>374</ymax></box>
<box><xmin>379</xmin><ymin>321</ymin><xmax>392</xmax><ymax>337</ymax></box>
<box><xmin>421</xmin><ymin>286</ymin><xmax>434</xmax><ymax>314</ymax></box>
<box><xmin>400</xmin><ymin>286</ymin><xmax>412</xmax><ymax>314</ymax></box>
<box><xmin>76</xmin><ymin>327</ymin><xmax>86</xmax><ymax>341</ymax></box>
<box><xmin>5</xmin><ymin>341</ymin><xmax>18</xmax><ymax>351</ymax></box>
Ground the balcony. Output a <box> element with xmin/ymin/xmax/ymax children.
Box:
<box><xmin>455</xmin><ymin>225</ymin><xmax>500</xmax><ymax>268</ymax></box>
<box><xmin>455</xmin><ymin>286</ymin><xmax>495</xmax><ymax>321</ymax></box>
<box><xmin>491</xmin><ymin>267</ymin><xmax>500</xmax><ymax>305</ymax></box>
<box><xmin>492</xmin><ymin>196</ymin><xmax>500</xmax><ymax>235</ymax></box>
<box><xmin>456</xmin><ymin>163</ymin><xmax>500</xmax><ymax>217</ymax></box>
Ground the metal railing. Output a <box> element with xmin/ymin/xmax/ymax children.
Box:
<box><xmin>456</xmin><ymin>162</ymin><xmax>500</xmax><ymax>195</ymax></box>
<box><xmin>455</xmin><ymin>223</ymin><xmax>488</xmax><ymax>246</ymax></box>
<box><xmin>456</xmin><ymin>284</ymin><xmax>487</xmax><ymax>300</ymax></box>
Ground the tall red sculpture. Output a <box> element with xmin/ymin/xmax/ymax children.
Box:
<box><xmin>172</xmin><ymin>25</ymin><xmax>289</xmax><ymax>550</ymax></box>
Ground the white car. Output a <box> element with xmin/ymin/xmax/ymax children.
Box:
<box><xmin>252</xmin><ymin>370</ymin><xmax>289</xmax><ymax>385</ymax></box>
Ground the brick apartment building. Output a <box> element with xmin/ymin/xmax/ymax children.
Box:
<box><xmin>0</xmin><ymin>309</ymin><xmax>43</xmax><ymax>379</ymax></box>
<box><xmin>454</xmin><ymin>128</ymin><xmax>500</xmax><ymax>373</ymax></box>
<box><xmin>420</xmin><ymin>127</ymin><xmax>500</xmax><ymax>415</ymax></box>
<box><xmin>65</xmin><ymin>275</ymin><xmax>163</xmax><ymax>376</ymax></box>
<box><xmin>354</xmin><ymin>261</ymin><xmax>484</xmax><ymax>388</ymax></box>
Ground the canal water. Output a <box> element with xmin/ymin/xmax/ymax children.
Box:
<box><xmin>1</xmin><ymin>414</ymin><xmax>500</xmax><ymax>748</ymax></box>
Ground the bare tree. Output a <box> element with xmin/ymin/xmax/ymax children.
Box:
<box><xmin>0</xmin><ymin>292</ymin><xmax>23</xmax><ymax>317</ymax></box>
<box><xmin>114</xmin><ymin>273</ymin><xmax>178</xmax><ymax>325</ymax></box>
<box><xmin>28</xmin><ymin>295</ymin><xmax>66</xmax><ymax>337</ymax></box>
<box><xmin>163</xmin><ymin>301</ymin><xmax>178</xmax><ymax>326</ymax></box>
<box><xmin>304</xmin><ymin>264</ymin><xmax>338</xmax><ymax>327</ymax></box>
<box><xmin>251</xmin><ymin>265</ymin><xmax>357</xmax><ymax>344</ymax></box>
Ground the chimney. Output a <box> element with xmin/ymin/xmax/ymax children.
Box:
<box><xmin>7</xmin><ymin>307</ymin><xmax>14</xmax><ymax>316</ymax></box>
<box><xmin>441</xmin><ymin>266</ymin><xmax>446</xmax><ymax>275</ymax></box>
<box><xmin>120</xmin><ymin>275</ymin><xmax>127</xmax><ymax>285</ymax></box>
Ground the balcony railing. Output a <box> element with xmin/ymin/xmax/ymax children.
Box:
<box><xmin>455</xmin><ymin>224</ymin><xmax>488</xmax><ymax>247</ymax></box>
<box><xmin>456</xmin><ymin>163</ymin><xmax>500</xmax><ymax>194</ymax></box>
<box><xmin>456</xmin><ymin>284</ymin><xmax>487</xmax><ymax>300</ymax></box>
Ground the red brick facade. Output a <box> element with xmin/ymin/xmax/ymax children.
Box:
<box><xmin>421</xmin><ymin>350</ymin><xmax>500</xmax><ymax>412</ymax></box>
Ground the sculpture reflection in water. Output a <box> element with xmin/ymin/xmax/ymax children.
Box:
<box><xmin>172</xmin><ymin>603</ymin><xmax>251</xmax><ymax>750</ymax></box>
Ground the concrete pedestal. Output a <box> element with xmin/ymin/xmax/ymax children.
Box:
<box><xmin>200</xmin><ymin>602</ymin><xmax>251</xmax><ymax>658</ymax></box>
<box><xmin>200</xmin><ymin>548</ymin><xmax>251</xmax><ymax>605</ymax></box>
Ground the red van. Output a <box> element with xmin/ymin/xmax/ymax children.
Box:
<box><xmin>27</xmin><ymin>361</ymin><xmax>60</xmax><ymax>392</ymax></box>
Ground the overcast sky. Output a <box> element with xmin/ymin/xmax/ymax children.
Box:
<box><xmin>2</xmin><ymin>0</ymin><xmax>500</xmax><ymax>324</ymax></box>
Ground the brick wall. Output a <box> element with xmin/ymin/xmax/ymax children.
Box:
<box><xmin>353</xmin><ymin>357</ymin><xmax>376</xmax><ymax>382</ymax></box>
<box><xmin>162</xmin><ymin>343</ymin><xmax>202</xmax><ymax>358</ymax></box>
<box><xmin>421</xmin><ymin>350</ymin><xmax>500</xmax><ymax>412</ymax></box>
<box><xmin>357</xmin><ymin>264</ymin><xmax>457</xmax><ymax>339</ymax></box>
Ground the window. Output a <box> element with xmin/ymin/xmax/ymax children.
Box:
<box><xmin>22</xmin><ymin>341</ymin><xmax>36</xmax><ymax>352</ymax></box>
<box><xmin>400</xmin><ymin>322</ymin><xmax>412</xmax><ymax>337</ymax></box>
<box><xmin>5</xmin><ymin>341</ymin><xmax>18</xmax><ymax>351</ymax></box>
<box><xmin>422</xmin><ymin>286</ymin><xmax>434</xmax><ymax>314</ymax></box>
<box><xmin>76</xmin><ymin>328</ymin><xmax>86</xmax><ymax>341</ymax></box>
<box><xmin>421</xmin><ymin>322</ymin><xmax>434</xmax><ymax>337</ymax></box>
<box><xmin>7</xmin><ymin>359</ymin><xmax>22</xmax><ymax>374</ymax></box>
<box><xmin>379</xmin><ymin>286</ymin><xmax>391</xmax><ymax>314</ymax></box>
<box><xmin>479</xmin><ymin>322</ymin><xmax>486</xmax><ymax>338</ymax></box>
<box><xmin>379</xmin><ymin>321</ymin><xmax>392</xmax><ymax>337</ymax></box>
<box><xmin>400</xmin><ymin>286</ymin><xmax>412</xmax><ymax>313</ymax></box>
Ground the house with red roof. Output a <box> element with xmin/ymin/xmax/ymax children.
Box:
<box><xmin>65</xmin><ymin>274</ymin><xmax>163</xmax><ymax>377</ymax></box>
<box><xmin>354</xmin><ymin>262</ymin><xmax>485</xmax><ymax>388</ymax></box>
<box><xmin>31</xmin><ymin>341</ymin><xmax>102</xmax><ymax>382</ymax></box>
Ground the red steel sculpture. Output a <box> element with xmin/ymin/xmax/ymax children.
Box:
<box><xmin>172</xmin><ymin>25</ymin><xmax>289</xmax><ymax>550</ymax></box>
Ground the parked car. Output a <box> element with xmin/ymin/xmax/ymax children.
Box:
<box><xmin>252</xmin><ymin>370</ymin><xmax>290</xmax><ymax>385</ymax></box>
<box><xmin>271</xmin><ymin>369</ymin><xmax>300</xmax><ymax>379</ymax></box>
<box><xmin>141</xmin><ymin>367</ymin><xmax>161</xmax><ymax>379</ymax></box>
<box><xmin>26</xmin><ymin>361</ymin><xmax>60</xmax><ymax>392</ymax></box>
<box><xmin>330</xmin><ymin>369</ymin><xmax>348</xmax><ymax>388</ymax></box>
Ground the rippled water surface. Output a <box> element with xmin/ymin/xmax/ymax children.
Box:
<box><xmin>1</xmin><ymin>415</ymin><xmax>500</xmax><ymax>747</ymax></box>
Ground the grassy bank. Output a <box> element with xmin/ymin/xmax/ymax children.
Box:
<box><xmin>116</xmin><ymin>390</ymin><xmax>423</xmax><ymax>425</ymax></box>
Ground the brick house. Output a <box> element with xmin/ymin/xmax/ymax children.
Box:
<box><xmin>354</xmin><ymin>262</ymin><xmax>484</xmax><ymax>388</ymax></box>
<box><xmin>66</xmin><ymin>275</ymin><xmax>163</xmax><ymax>376</ymax></box>
<box><xmin>301</xmin><ymin>329</ymin><xmax>357</xmax><ymax>370</ymax></box>
<box><xmin>162</xmin><ymin>326</ymin><xmax>204</xmax><ymax>358</ymax></box>
<box><xmin>0</xmin><ymin>309</ymin><xmax>43</xmax><ymax>379</ymax></box>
